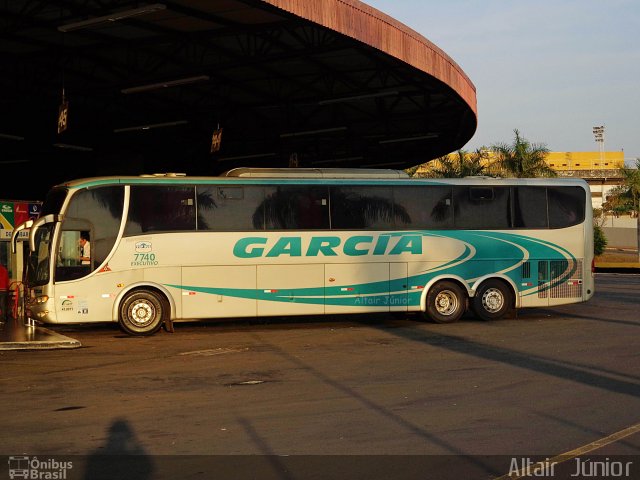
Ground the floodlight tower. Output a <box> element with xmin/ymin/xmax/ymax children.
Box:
<box><xmin>592</xmin><ymin>125</ymin><xmax>605</xmax><ymax>168</ymax></box>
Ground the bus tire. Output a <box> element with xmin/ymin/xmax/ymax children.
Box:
<box><xmin>424</xmin><ymin>281</ymin><xmax>466</xmax><ymax>324</ymax></box>
<box><xmin>472</xmin><ymin>279</ymin><xmax>513</xmax><ymax>321</ymax></box>
<box><xmin>119</xmin><ymin>289</ymin><xmax>165</xmax><ymax>336</ymax></box>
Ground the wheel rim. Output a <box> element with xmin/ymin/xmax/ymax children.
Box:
<box><xmin>434</xmin><ymin>290</ymin><xmax>459</xmax><ymax>316</ymax></box>
<box><xmin>129</xmin><ymin>300</ymin><xmax>155</xmax><ymax>327</ymax></box>
<box><xmin>482</xmin><ymin>288</ymin><xmax>504</xmax><ymax>313</ymax></box>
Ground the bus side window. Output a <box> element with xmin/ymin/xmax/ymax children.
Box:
<box><xmin>512</xmin><ymin>186</ymin><xmax>548</xmax><ymax>228</ymax></box>
<box><xmin>263</xmin><ymin>186</ymin><xmax>330</xmax><ymax>230</ymax></box>
<box><xmin>62</xmin><ymin>186</ymin><xmax>123</xmax><ymax>269</ymax></box>
<box><xmin>454</xmin><ymin>186</ymin><xmax>510</xmax><ymax>230</ymax></box>
<box><xmin>125</xmin><ymin>186</ymin><xmax>196</xmax><ymax>234</ymax></box>
<box><xmin>330</xmin><ymin>186</ymin><xmax>397</xmax><ymax>230</ymax></box>
<box><xmin>548</xmin><ymin>187</ymin><xmax>585</xmax><ymax>228</ymax></box>
<box><xmin>196</xmin><ymin>185</ymin><xmax>265</xmax><ymax>231</ymax></box>
<box><xmin>55</xmin><ymin>230</ymin><xmax>91</xmax><ymax>282</ymax></box>
<box><xmin>393</xmin><ymin>185</ymin><xmax>452</xmax><ymax>229</ymax></box>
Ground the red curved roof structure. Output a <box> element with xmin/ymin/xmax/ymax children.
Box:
<box><xmin>0</xmin><ymin>0</ymin><xmax>477</xmax><ymax>200</ymax></box>
<box><xmin>265</xmin><ymin>0</ymin><xmax>476</xmax><ymax>116</ymax></box>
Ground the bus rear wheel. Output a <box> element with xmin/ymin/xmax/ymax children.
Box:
<box><xmin>119</xmin><ymin>289</ymin><xmax>165</xmax><ymax>336</ymax></box>
<box><xmin>424</xmin><ymin>281</ymin><xmax>466</xmax><ymax>324</ymax></box>
<box><xmin>472</xmin><ymin>279</ymin><xmax>513</xmax><ymax>321</ymax></box>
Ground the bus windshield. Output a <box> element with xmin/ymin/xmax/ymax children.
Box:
<box><xmin>41</xmin><ymin>187</ymin><xmax>68</xmax><ymax>216</ymax></box>
<box><xmin>26</xmin><ymin>223</ymin><xmax>55</xmax><ymax>287</ymax></box>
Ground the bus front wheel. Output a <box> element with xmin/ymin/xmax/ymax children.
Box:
<box><xmin>119</xmin><ymin>289</ymin><xmax>165</xmax><ymax>336</ymax></box>
<box><xmin>424</xmin><ymin>281</ymin><xmax>466</xmax><ymax>324</ymax></box>
<box><xmin>472</xmin><ymin>279</ymin><xmax>513</xmax><ymax>321</ymax></box>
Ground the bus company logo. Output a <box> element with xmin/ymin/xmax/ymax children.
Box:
<box><xmin>135</xmin><ymin>241</ymin><xmax>153</xmax><ymax>253</ymax></box>
<box><xmin>233</xmin><ymin>234</ymin><xmax>423</xmax><ymax>258</ymax></box>
<box><xmin>60</xmin><ymin>300</ymin><xmax>73</xmax><ymax>312</ymax></box>
<box><xmin>1</xmin><ymin>205</ymin><xmax>11</xmax><ymax>213</ymax></box>
<box><xmin>7</xmin><ymin>456</ymin><xmax>73</xmax><ymax>479</ymax></box>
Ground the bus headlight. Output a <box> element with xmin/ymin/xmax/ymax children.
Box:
<box><xmin>34</xmin><ymin>295</ymin><xmax>49</xmax><ymax>304</ymax></box>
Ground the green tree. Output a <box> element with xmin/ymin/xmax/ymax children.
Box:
<box><xmin>619</xmin><ymin>158</ymin><xmax>640</xmax><ymax>260</ymax></box>
<box><xmin>593</xmin><ymin>207</ymin><xmax>605</xmax><ymax>227</ymax></box>
<box><xmin>491</xmin><ymin>129</ymin><xmax>556</xmax><ymax>178</ymax></box>
<box><xmin>404</xmin><ymin>165</ymin><xmax>421</xmax><ymax>177</ymax></box>
<box><xmin>593</xmin><ymin>224</ymin><xmax>607</xmax><ymax>256</ymax></box>
<box><xmin>602</xmin><ymin>185</ymin><xmax>634</xmax><ymax>216</ymax></box>
<box><xmin>619</xmin><ymin>158</ymin><xmax>640</xmax><ymax>216</ymax></box>
<box><xmin>427</xmin><ymin>149</ymin><xmax>488</xmax><ymax>178</ymax></box>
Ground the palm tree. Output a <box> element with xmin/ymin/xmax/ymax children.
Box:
<box><xmin>427</xmin><ymin>149</ymin><xmax>488</xmax><ymax>178</ymax></box>
<box><xmin>491</xmin><ymin>129</ymin><xmax>556</xmax><ymax>178</ymax></box>
<box><xmin>404</xmin><ymin>165</ymin><xmax>421</xmax><ymax>177</ymax></box>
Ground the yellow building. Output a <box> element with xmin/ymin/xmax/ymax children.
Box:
<box><xmin>546</xmin><ymin>151</ymin><xmax>624</xmax><ymax>171</ymax></box>
<box><xmin>416</xmin><ymin>151</ymin><xmax>624</xmax><ymax>174</ymax></box>
<box><xmin>414</xmin><ymin>151</ymin><xmax>627</xmax><ymax>209</ymax></box>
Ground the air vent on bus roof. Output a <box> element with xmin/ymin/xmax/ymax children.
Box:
<box><xmin>139</xmin><ymin>173</ymin><xmax>187</xmax><ymax>177</ymax></box>
<box><xmin>222</xmin><ymin>167</ymin><xmax>409</xmax><ymax>179</ymax></box>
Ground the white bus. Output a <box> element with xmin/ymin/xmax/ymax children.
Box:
<box><xmin>12</xmin><ymin>168</ymin><xmax>594</xmax><ymax>336</ymax></box>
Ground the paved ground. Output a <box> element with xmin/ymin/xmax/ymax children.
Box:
<box><xmin>0</xmin><ymin>273</ymin><xmax>638</xmax><ymax>479</ymax></box>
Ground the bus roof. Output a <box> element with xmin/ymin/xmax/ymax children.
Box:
<box><xmin>56</xmin><ymin>171</ymin><xmax>590</xmax><ymax>189</ymax></box>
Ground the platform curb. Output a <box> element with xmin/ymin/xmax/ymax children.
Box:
<box><xmin>0</xmin><ymin>325</ymin><xmax>82</xmax><ymax>351</ymax></box>
<box><xmin>595</xmin><ymin>262</ymin><xmax>640</xmax><ymax>269</ymax></box>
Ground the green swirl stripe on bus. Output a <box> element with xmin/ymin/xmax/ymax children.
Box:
<box><xmin>166</xmin><ymin>230</ymin><xmax>577</xmax><ymax>307</ymax></box>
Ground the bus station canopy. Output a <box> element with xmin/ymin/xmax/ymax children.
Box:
<box><xmin>0</xmin><ymin>0</ymin><xmax>477</xmax><ymax>200</ymax></box>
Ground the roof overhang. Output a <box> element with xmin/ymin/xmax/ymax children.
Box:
<box><xmin>0</xmin><ymin>0</ymin><xmax>477</xmax><ymax>199</ymax></box>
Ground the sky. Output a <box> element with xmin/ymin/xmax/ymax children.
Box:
<box><xmin>365</xmin><ymin>0</ymin><xmax>640</xmax><ymax>164</ymax></box>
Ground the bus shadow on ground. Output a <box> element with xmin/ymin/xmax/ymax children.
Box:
<box><xmin>372</xmin><ymin>323</ymin><xmax>640</xmax><ymax>398</ymax></box>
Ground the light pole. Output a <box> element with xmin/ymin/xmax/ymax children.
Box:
<box><xmin>592</xmin><ymin>125</ymin><xmax>605</xmax><ymax>168</ymax></box>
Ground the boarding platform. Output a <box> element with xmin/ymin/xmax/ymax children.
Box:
<box><xmin>0</xmin><ymin>317</ymin><xmax>81</xmax><ymax>350</ymax></box>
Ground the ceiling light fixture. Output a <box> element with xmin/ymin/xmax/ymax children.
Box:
<box><xmin>0</xmin><ymin>133</ymin><xmax>25</xmax><ymax>141</ymax></box>
<box><xmin>121</xmin><ymin>75</ymin><xmax>210</xmax><ymax>94</ymax></box>
<box><xmin>318</xmin><ymin>90</ymin><xmax>399</xmax><ymax>105</ymax></box>
<box><xmin>378</xmin><ymin>133</ymin><xmax>439</xmax><ymax>144</ymax></box>
<box><xmin>58</xmin><ymin>4</ymin><xmax>166</xmax><ymax>32</ymax></box>
<box><xmin>361</xmin><ymin>161</ymin><xmax>406</xmax><ymax>167</ymax></box>
<box><xmin>218</xmin><ymin>152</ymin><xmax>277</xmax><ymax>162</ymax></box>
<box><xmin>280</xmin><ymin>126</ymin><xmax>347</xmax><ymax>138</ymax></box>
<box><xmin>311</xmin><ymin>156</ymin><xmax>364</xmax><ymax>165</ymax></box>
<box><xmin>113</xmin><ymin>120</ymin><xmax>188</xmax><ymax>133</ymax></box>
<box><xmin>0</xmin><ymin>159</ymin><xmax>30</xmax><ymax>164</ymax></box>
<box><xmin>53</xmin><ymin>143</ymin><xmax>94</xmax><ymax>152</ymax></box>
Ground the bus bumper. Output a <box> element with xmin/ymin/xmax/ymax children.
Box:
<box><xmin>26</xmin><ymin>297</ymin><xmax>57</xmax><ymax>324</ymax></box>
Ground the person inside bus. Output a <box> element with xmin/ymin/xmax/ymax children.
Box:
<box><xmin>79</xmin><ymin>232</ymin><xmax>91</xmax><ymax>266</ymax></box>
<box><xmin>0</xmin><ymin>263</ymin><xmax>9</xmax><ymax>322</ymax></box>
